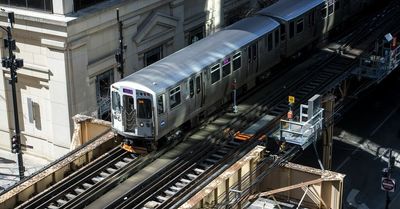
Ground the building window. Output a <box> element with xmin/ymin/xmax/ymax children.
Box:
<box><xmin>144</xmin><ymin>46</ymin><xmax>163</xmax><ymax>67</ymax></box>
<box><xmin>96</xmin><ymin>69</ymin><xmax>114</xmax><ymax>120</ymax></box>
<box><xmin>188</xmin><ymin>25</ymin><xmax>204</xmax><ymax>45</ymax></box>
<box><xmin>0</xmin><ymin>0</ymin><xmax>52</xmax><ymax>12</ymax></box>
<box><xmin>74</xmin><ymin>0</ymin><xmax>107</xmax><ymax>11</ymax></box>
<box><xmin>225</xmin><ymin>5</ymin><xmax>249</xmax><ymax>25</ymax></box>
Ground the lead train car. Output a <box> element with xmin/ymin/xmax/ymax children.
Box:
<box><xmin>111</xmin><ymin>16</ymin><xmax>280</xmax><ymax>147</ymax></box>
<box><xmin>111</xmin><ymin>0</ymin><xmax>375</xmax><ymax>150</ymax></box>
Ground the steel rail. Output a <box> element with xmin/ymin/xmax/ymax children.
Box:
<box><xmin>149</xmin><ymin>4</ymin><xmax>400</xmax><ymax>208</ymax></box>
<box><xmin>105</xmin><ymin>142</ymin><xmax>217</xmax><ymax>209</ymax></box>
<box><xmin>130</xmin><ymin>140</ymin><xmax>255</xmax><ymax>209</ymax></box>
<box><xmin>17</xmin><ymin>146</ymin><xmax>126</xmax><ymax>209</ymax></box>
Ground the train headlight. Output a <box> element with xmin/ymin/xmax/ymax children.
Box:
<box><xmin>140</xmin><ymin>122</ymin><xmax>144</xmax><ymax>127</ymax></box>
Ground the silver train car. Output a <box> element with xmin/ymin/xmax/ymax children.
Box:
<box><xmin>110</xmin><ymin>0</ymin><xmax>376</xmax><ymax>152</ymax></box>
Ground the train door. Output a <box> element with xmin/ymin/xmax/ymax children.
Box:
<box><xmin>195</xmin><ymin>74</ymin><xmax>204</xmax><ymax>109</ymax></box>
<box><xmin>122</xmin><ymin>93</ymin><xmax>136</xmax><ymax>133</ymax></box>
<box><xmin>157</xmin><ymin>93</ymin><xmax>167</xmax><ymax>137</ymax></box>
<box><xmin>280</xmin><ymin>24</ymin><xmax>287</xmax><ymax>56</ymax></box>
<box><xmin>187</xmin><ymin>77</ymin><xmax>196</xmax><ymax>114</ymax></box>
<box><xmin>247</xmin><ymin>43</ymin><xmax>258</xmax><ymax>76</ymax></box>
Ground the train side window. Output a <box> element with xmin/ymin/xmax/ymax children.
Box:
<box><xmin>169</xmin><ymin>86</ymin><xmax>181</xmax><ymax>109</ymax></box>
<box><xmin>189</xmin><ymin>79</ymin><xmax>194</xmax><ymax>98</ymax></box>
<box><xmin>157</xmin><ymin>94</ymin><xmax>165</xmax><ymax>114</ymax></box>
<box><xmin>328</xmin><ymin>4</ymin><xmax>334</xmax><ymax>15</ymax></box>
<box><xmin>296</xmin><ymin>18</ymin><xmax>304</xmax><ymax>34</ymax></box>
<box><xmin>222</xmin><ymin>57</ymin><xmax>231</xmax><ymax>77</ymax></box>
<box><xmin>210</xmin><ymin>64</ymin><xmax>221</xmax><ymax>84</ymax></box>
<box><xmin>335</xmin><ymin>0</ymin><xmax>340</xmax><ymax>11</ymax></box>
<box><xmin>267</xmin><ymin>33</ymin><xmax>273</xmax><ymax>51</ymax></box>
<box><xmin>274</xmin><ymin>29</ymin><xmax>279</xmax><ymax>47</ymax></box>
<box><xmin>289</xmin><ymin>21</ymin><xmax>294</xmax><ymax>39</ymax></box>
<box><xmin>321</xmin><ymin>7</ymin><xmax>327</xmax><ymax>19</ymax></box>
<box><xmin>233</xmin><ymin>52</ymin><xmax>241</xmax><ymax>71</ymax></box>
<box><xmin>280</xmin><ymin>24</ymin><xmax>286</xmax><ymax>41</ymax></box>
<box><xmin>196</xmin><ymin>76</ymin><xmax>201</xmax><ymax>94</ymax></box>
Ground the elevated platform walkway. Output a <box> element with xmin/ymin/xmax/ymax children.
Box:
<box><xmin>271</xmin><ymin>95</ymin><xmax>324</xmax><ymax>150</ymax></box>
<box><xmin>354</xmin><ymin>33</ymin><xmax>400</xmax><ymax>83</ymax></box>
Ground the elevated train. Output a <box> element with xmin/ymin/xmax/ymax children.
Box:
<box><xmin>110</xmin><ymin>0</ymin><xmax>376</xmax><ymax>152</ymax></box>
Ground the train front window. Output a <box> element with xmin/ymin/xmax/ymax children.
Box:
<box><xmin>137</xmin><ymin>99</ymin><xmax>152</xmax><ymax>119</ymax></box>
<box><xmin>112</xmin><ymin>91</ymin><xmax>121</xmax><ymax>111</ymax></box>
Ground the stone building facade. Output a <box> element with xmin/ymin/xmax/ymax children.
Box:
<box><xmin>0</xmin><ymin>0</ymin><xmax>261</xmax><ymax>160</ymax></box>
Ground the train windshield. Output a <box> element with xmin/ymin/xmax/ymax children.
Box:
<box><xmin>137</xmin><ymin>99</ymin><xmax>152</xmax><ymax>119</ymax></box>
<box><xmin>112</xmin><ymin>91</ymin><xmax>121</xmax><ymax>111</ymax></box>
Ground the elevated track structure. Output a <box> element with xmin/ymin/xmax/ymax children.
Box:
<box><xmin>2</xmin><ymin>1</ymin><xmax>400</xmax><ymax>209</ymax></box>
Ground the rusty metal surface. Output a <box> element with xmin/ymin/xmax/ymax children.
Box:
<box><xmin>0</xmin><ymin>128</ymin><xmax>115</xmax><ymax>208</ymax></box>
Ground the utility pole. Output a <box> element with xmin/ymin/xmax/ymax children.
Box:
<box><xmin>115</xmin><ymin>8</ymin><xmax>124</xmax><ymax>79</ymax></box>
<box><xmin>381</xmin><ymin>148</ymin><xmax>395</xmax><ymax>209</ymax></box>
<box><xmin>1</xmin><ymin>11</ymin><xmax>25</xmax><ymax>180</ymax></box>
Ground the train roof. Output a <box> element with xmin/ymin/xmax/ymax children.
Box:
<box><xmin>257</xmin><ymin>0</ymin><xmax>325</xmax><ymax>21</ymax></box>
<box><xmin>118</xmin><ymin>16</ymin><xmax>279</xmax><ymax>94</ymax></box>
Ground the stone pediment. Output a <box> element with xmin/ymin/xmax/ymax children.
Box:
<box><xmin>134</xmin><ymin>12</ymin><xmax>179</xmax><ymax>44</ymax></box>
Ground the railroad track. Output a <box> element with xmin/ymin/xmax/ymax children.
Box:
<box><xmin>101</xmin><ymin>2</ymin><xmax>400</xmax><ymax>208</ymax></box>
<box><xmin>17</xmin><ymin>147</ymin><xmax>137</xmax><ymax>209</ymax></box>
<box><xmin>112</xmin><ymin>140</ymin><xmax>252</xmax><ymax>209</ymax></box>
<box><xmin>101</xmin><ymin>37</ymin><xmax>359</xmax><ymax>209</ymax></box>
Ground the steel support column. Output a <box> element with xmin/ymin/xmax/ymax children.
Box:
<box><xmin>323</xmin><ymin>94</ymin><xmax>335</xmax><ymax>170</ymax></box>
